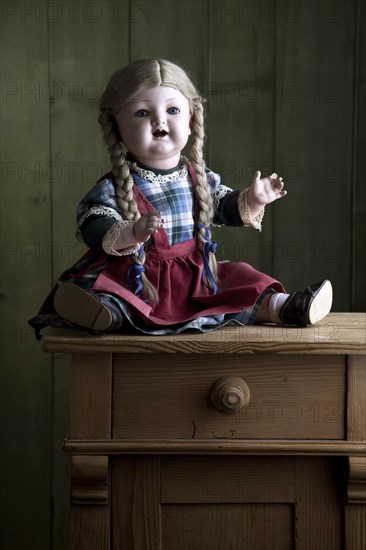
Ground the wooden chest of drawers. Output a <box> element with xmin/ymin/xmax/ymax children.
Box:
<box><xmin>43</xmin><ymin>313</ymin><xmax>366</xmax><ymax>550</ymax></box>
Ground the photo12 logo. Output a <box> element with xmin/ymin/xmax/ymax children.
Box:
<box><xmin>1</xmin><ymin>80</ymin><xmax>102</xmax><ymax>104</ymax></box>
<box><xmin>201</xmin><ymin>1</ymin><xmax>341</xmax><ymax>24</ymax></box>
<box><xmin>1</xmin><ymin>1</ymin><xmax>136</xmax><ymax>24</ymax></box>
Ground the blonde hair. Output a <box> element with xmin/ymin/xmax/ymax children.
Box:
<box><xmin>98</xmin><ymin>58</ymin><xmax>217</xmax><ymax>302</ymax></box>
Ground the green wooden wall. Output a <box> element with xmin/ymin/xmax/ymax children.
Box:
<box><xmin>1</xmin><ymin>1</ymin><xmax>365</xmax><ymax>548</ymax></box>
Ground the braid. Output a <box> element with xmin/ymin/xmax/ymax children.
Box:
<box><xmin>133</xmin><ymin>247</ymin><xmax>159</xmax><ymax>304</ymax></box>
<box><xmin>189</xmin><ymin>102</ymin><xmax>219</xmax><ymax>288</ymax></box>
<box><xmin>98</xmin><ymin>110</ymin><xmax>158</xmax><ymax>303</ymax></box>
<box><xmin>98</xmin><ymin>111</ymin><xmax>137</xmax><ymax>219</ymax></box>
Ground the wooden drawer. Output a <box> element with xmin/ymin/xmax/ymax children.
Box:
<box><xmin>112</xmin><ymin>354</ymin><xmax>346</xmax><ymax>440</ymax></box>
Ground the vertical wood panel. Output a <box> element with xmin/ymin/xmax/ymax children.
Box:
<box><xmin>0</xmin><ymin>5</ymin><xmax>52</xmax><ymax>550</ymax></box>
<box><xmin>347</xmin><ymin>355</ymin><xmax>366</xmax><ymax>442</ymax></box>
<box><xmin>353</xmin><ymin>0</ymin><xmax>366</xmax><ymax>311</ymax></box>
<box><xmin>345</xmin><ymin>504</ymin><xmax>366</xmax><ymax>549</ymax></box>
<box><xmin>346</xmin><ymin>354</ymin><xmax>366</xmax><ymax>549</ymax></box>
<box><xmin>70</xmin><ymin>506</ymin><xmax>110</xmax><ymax>550</ymax></box>
<box><xmin>69</xmin><ymin>353</ymin><xmax>112</xmax><ymax>439</ymax></box>
<box><xmin>130</xmin><ymin>0</ymin><xmax>209</xmax><ymax>85</ymax></box>
<box><xmin>69</xmin><ymin>352</ymin><xmax>112</xmax><ymax>550</ymax></box>
<box><xmin>208</xmin><ymin>0</ymin><xmax>276</xmax><ymax>276</ymax></box>
<box><xmin>112</xmin><ymin>456</ymin><xmax>161</xmax><ymax>549</ymax></box>
<box><xmin>52</xmin><ymin>353</ymin><xmax>71</xmax><ymax>549</ymax></box>
<box><xmin>48</xmin><ymin>0</ymin><xmax>129</xmax><ymax>280</ymax></box>
<box><xmin>295</xmin><ymin>457</ymin><xmax>344</xmax><ymax>550</ymax></box>
<box><xmin>274</xmin><ymin>1</ymin><xmax>355</xmax><ymax>308</ymax></box>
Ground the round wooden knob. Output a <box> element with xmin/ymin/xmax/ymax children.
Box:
<box><xmin>210</xmin><ymin>376</ymin><xmax>250</xmax><ymax>413</ymax></box>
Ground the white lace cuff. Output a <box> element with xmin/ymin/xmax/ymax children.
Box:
<box><xmin>76</xmin><ymin>205</ymin><xmax>123</xmax><ymax>242</ymax></box>
<box><xmin>102</xmin><ymin>221</ymin><xmax>143</xmax><ymax>256</ymax></box>
<box><xmin>238</xmin><ymin>189</ymin><xmax>265</xmax><ymax>231</ymax></box>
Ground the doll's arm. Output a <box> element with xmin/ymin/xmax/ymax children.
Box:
<box><xmin>213</xmin><ymin>190</ymin><xmax>243</xmax><ymax>226</ymax></box>
<box><xmin>214</xmin><ymin>190</ymin><xmax>265</xmax><ymax>230</ymax></box>
<box><xmin>206</xmin><ymin>169</ymin><xmax>242</xmax><ymax>226</ymax></box>
<box><xmin>207</xmin><ymin>167</ymin><xmax>286</xmax><ymax>230</ymax></box>
<box><xmin>210</xmin><ymin>172</ymin><xmax>286</xmax><ymax>231</ymax></box>
<box><xmin>104</xmin><ymin>211</ymin><xmax>164</xmax><ymax>255</ymax></box>
<box><xmin>76</xmin><ymin>177</ymin><xmax>144</xmax><ymax>256</ymax></box>
<box><xmin>80</xmin><ymin>211</ymin><xmax>164</xmax><ymax>256</ymax></box>
<box><xmin>79</xmin><ymin>214</ymin><xmax>142</xmax><ymax>255</ymax></box>
<box><xmin>238</xmin><ymin>171</ymin><xmax>286</xmax><ymax>231</ymax></box>
<box><xmin>243</xmin><ymin>171</ymin><xmax>286</xmax><ymax>217</ymax></box>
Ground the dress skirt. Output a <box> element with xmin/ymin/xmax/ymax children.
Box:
<box><xmin>92</xmin><ymin>236</ymin><xmax>284</xmax><ymax>327</ymax></box>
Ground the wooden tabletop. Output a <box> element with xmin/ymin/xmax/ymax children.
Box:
<box><xmin>42</xmin><ymin>312</ymin><xmax>366</xmax><ymax>355</ymax></box>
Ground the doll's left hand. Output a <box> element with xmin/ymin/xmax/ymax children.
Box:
<box><xmin>249</xmin><ymin>170</ymin><xmax>287</xmax><ymax>207</ymax></box>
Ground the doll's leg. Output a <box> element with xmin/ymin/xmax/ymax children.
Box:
<box><xmin>254</xmin><ymin>279</ymin><xmax>333</xmax><ymax>326</ymax></box>
<box><xmin>54</xmin><ymin>282</ymin><xmax>123</xmax><ymax>331</ymax></box>
<box><xmin>253</xmin><ymin>293</ymin><xmax>272</xmax><ymax>323</ymax></box>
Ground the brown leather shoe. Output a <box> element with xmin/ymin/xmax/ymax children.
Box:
<box><xmin>279</xmin><ymin>279</ymin><xmax>333</xmax><ymax>326</ymax></box>
<box><xmin>54</xmin><ymin>282</ymin><xmax>121</xmax><ymax>331</ymax></box>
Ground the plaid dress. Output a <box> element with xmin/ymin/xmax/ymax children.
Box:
<box><xmin>76</xmin><ymin>164</ymin><xmax>228</xmax><ymax>246</ymax></box>
<box><xmin>31</xmin><ymin>163</ymin><xmax>284</xmax><ymax>336</ymax></box>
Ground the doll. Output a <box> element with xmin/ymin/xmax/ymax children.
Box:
<box><xmin>29</xmin><ymin>58</ymin><xmax>332</xmax><ymax>337</ymax></box>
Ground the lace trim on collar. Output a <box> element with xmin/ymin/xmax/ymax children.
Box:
<box><xmin>127</xmin><ymin>158</ymin><xmax>189</xmax><ymax>185</ymax></box>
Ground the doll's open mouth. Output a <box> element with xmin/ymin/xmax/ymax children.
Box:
<box><xmin>153</xmin><ymin>129</ymin><xmax>168</xmax><ymax>138</ymax></box>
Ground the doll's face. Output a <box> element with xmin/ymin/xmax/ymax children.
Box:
<box><xmin>115</xmin><ymin>86</ymin><xmax>191</xmax><ymax>169</ymax></box>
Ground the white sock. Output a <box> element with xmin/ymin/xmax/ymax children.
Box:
<box><xmin>269</xmin><ymin>292</ymin><xmax>290</xmax><ymax>324</ymax></box>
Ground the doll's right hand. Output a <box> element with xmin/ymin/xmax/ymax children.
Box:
<box><xmin>132</xmin><ymin>211</ymin><xmax>164</xmax><ymax>242</ymax></box>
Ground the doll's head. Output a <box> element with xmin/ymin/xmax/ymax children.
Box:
<box><xmin>99</xmin><ymin>59</ymin><xmax>208</xmax><ymax>175</ymax></box>
<box><xmin>98</xmin><ymin>59</ymin><xmax>217</xmax><ymax>301</ymax></box>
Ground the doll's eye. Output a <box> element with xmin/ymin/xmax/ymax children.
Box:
<box><xmin>167</xmin><ymin>107</ymin><xmax>180</xmax><ymax>115</ymax></box>
<box><xmin>136</xmin><ymin>109</ymin><xmax>149</xmax><ymax>117</ymax></box>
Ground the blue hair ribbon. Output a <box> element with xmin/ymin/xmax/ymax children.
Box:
<box><xmin>127</xmin><ymin>246</ymin><xmax>145</xmax><ymax>296</ymax></box>
<box><xmin>197</xmin><ymin>223</ymin><xmax>218</xmax><ymax>294</ymax></box>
